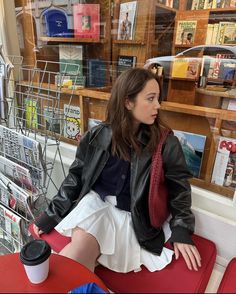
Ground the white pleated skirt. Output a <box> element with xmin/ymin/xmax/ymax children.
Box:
<box><xmin>55</xmin><ymin>190</ymin><xmax>173</xmax><ymax>273</ymax></box>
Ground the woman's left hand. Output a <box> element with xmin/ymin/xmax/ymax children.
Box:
<box><xmin>173</xmin><ymin>242</ymin><xmax>201</xmax><ymax>271</ymax></box>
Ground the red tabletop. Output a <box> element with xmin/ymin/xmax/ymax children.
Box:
<box><xmin>0</xmin><ymin>253</ymin><xmax>108</xmax><ymax>293</ymax></box>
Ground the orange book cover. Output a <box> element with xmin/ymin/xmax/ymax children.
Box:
<box><xmin>73</xmin><ymin>4</ymin><xmax>100</xmax><ymax>40</ymax></box>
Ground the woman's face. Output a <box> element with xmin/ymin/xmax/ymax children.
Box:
<box><xmin>126</xmin><ymin>79</ymin><xmax>161</xmax><ymax>127</ymax></box>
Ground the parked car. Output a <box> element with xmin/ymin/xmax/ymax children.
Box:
<box><xmin>144</xmin><ymin>45</ymin><xmax>236</xmax><ymax>79</ymax></box>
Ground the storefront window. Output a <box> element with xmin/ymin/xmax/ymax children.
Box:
<box><xmin>10</xmin><ymin>0</ymin><xmax>236</xmax><ymax>199</ymax></box>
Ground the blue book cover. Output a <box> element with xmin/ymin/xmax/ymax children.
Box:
<box><xmin>173</xmin><ymin>130</ymin><xmax>206</xmax><ymax>178</ymax></box>
<box><xmin>43</xmin><ymin>9</ymin><xmax>70</xmax><ymax>37</ymax></box>
<box><xmin>87</xmin><ymin>59</ymin><xmax>106</xmax><ymax>87</ymax></box>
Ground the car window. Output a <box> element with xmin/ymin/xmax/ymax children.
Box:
<box><xmin>182</xmin><ymin>47</ymin><xmax>203</xmax><ymax>57</ymax></box>
<box><xmin>203</xmin><ymin>47</ymin><xmax>236</xmax><ymax>58</ymax></box>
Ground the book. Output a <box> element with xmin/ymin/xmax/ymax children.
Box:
<box><xmin>117</xmin><ymin>55</ymin><xmax>137</xmax><ymax>77</ymax></box>
<box><xmin>219</xmin><ymin>63</ymin><xmax>236</xmax><ymax>81</ymax></box>
<box><xmin>73</xmin><ymin>4</ymin><xmax>100</xmax><ymax>40</ymax></box>
<box><xmin>205</xmin><ymin>24</ymin><xmax>214</xmax><ymax>44</ymax></box>
<box><xmin>211</xmin><ymin>136</ymin><xmax>236</xmax><ymax>188</ymax></box>
<box><xmin>216</xmin><ymin>22</ymin><xmax>231</xmax><ymax>44</ymax></box>
<box><xmin>222</xmin><ymin>23</ymin><xmax>236</xmax><ymax>45</ymax></box>
<box><xmin>86</xmin><ymin>59</ymin><xmax>107</xmax><ymax>87</ymax></box>
<box><xmin>59</xmin><ymin>45</ymin><xmax>84</xmax><ymax>87</ymax></box>
<box><xmin>186</xmin><ymin>59</ymin><xmax>201</xmax><ymax>79</ymax></box>
<box><xmin>24</xmin><ymin>98</ymin><xmax>39</xmax><ymax>129</ymax></box>
<box><xmin>207</xmin><ymin>54</ymin><xmax>223</xmax><ymax>79</ymax></box>
<box><xmin>44</xmin><ymin>106</ymin><xmax>63</xmax><ymax>136</ymax></box>
<box><xmin>197</xmin><ymin>0</ymin><xmax>205</xmax><ymax>9</ymax></box>
<box><xmin>211</xmin><ymin>23</ymin><xmax>219</xmax><ymax>45</ymax></box>
<box><xmin>43</xmin><ymin>8</ymin><xmax>70</xmax><ymax>38</ymax></box>
<box><xmin>191</xmin><ymin>0</ymin><xmax>199</xmax><ymax>9</ymax></box>
<box><xmin>173</xmin><ymin>130</ymin><xmax>207</xmax><ymax>178</ymax></box>
<box><xmin>117</xmin><ymin>1</ymin><xmax>137</xmax><ymax>40</ymax></box>
<box><xmin>175</xmin><ymin>20</ymin><xmax>197</xmax><ymax>45</ymax></box>
<box><xmin>64</xmin><ymin>104</ymin><xmax>81</xmax><ymax>141</ymax></box>
<box><xmin>172</xmin><ymin>58</ymin><xmax>200</xmax><ymax>79</ymax></box>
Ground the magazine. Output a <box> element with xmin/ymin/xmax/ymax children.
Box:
<box><xmin>0</xmin><ymin>204</ymin><xmax>23</xmax><ymax>252</ymax></box>
<box><xmin>175</xmin><ymin>20</ymin><xmax>197</xmax><ymax>45</ymax></box>
<box><xmin>117</xmin><ymin>1</ymin><xmax>137</xmax><ymax>40</ymax></box>
<box><xmin>0</xmin><ymin>172</ymin><xmax>33</xmax><ymax>218</ymax></box>
<box><xmin>0</xmin><ymin>125</ymin><xmax>46</xmax><ymax>187</ymax></box>
<box><xmin>64</xmin><ymin>104</ymin><xmax>81</xmax><ymax>141</ymax></box>
<box><xmin>173</xmin><ymin>130</ymin><xmax>206</xmax><ymax>178</ymax></box>
<box><xmin>211</xmin><ymin>136</ymin><xmax>236</xmax><ymax>188</ymax></box>
<box><xmin>0</xmin><ymin>155</ymin><xmax>35</xmax><ymax>194</ymax></box>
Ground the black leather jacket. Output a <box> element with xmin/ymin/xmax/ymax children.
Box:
<box><xmin>36</xmin><ymin>124</ymin><xmax>195</xmax><ymax>255</ymax></box>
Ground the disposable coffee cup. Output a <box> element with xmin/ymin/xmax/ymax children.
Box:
<box><xmin>20</xmin><ymin>239</ymin><xmax>51</xmax><ymax>284</ymax></box>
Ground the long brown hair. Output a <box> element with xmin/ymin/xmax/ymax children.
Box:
<box><xmin>105</xmin><ymin>68</ymin><xmax>168</xmax><ymax>161</ymax></box>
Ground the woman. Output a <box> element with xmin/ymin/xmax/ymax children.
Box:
<box><xmin>33</xmin><ymin>68</ymin><xmax>201</xmax><ymax>273</ymax></box>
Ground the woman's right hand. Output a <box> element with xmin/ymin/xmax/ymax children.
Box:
<box><xmin>32</xmin><ymin>224</ymin><xmax>44</xmax><ymax>237</ymax></box>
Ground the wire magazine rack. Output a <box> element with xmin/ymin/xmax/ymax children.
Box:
<box><xmin>0</xmin><ymin>57</ymin><xmax>82</xmax><ymax>253</ymax></box>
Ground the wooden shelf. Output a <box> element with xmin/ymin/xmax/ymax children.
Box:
<box><xmin>113</xmin><ymin>40</ymin><xmax>146</xmax><ymax>46</ymax></box>
<box><xmin>161</xmin><ymin>101</ymin><xmax>222</xmax><ymax>118</ymax></box>
<box><xmin>196</xmin><ymin>88</ymin><xmax>236</xmax><ymax>99</ymax></box>
<box><xmin>39</xmin><ymin>37</ymin><xmax>105</xmax><ymax>44</ymax></box>
<box><xmin>18</xmin><ymin>81</ymin><xmax>110</xmax><ymax>100</ymax></box>
<box><xmin>156</xmin><ymin>3</ymin><xmax>178</xmax><ymax>12</ymax></box>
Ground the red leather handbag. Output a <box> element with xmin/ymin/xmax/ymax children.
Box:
<box><xmin>149</xmin><ymin>128</ymin><xmax>171</xmax><ymax>229</ymax></box>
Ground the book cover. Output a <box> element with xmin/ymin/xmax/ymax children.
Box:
<box><xmin>59</xmin><ymin>45</ymin><xmax>84</xmax><ymax>86</ymax></box>
<box><xmin>44</xmin><ymin>107</ymin><xmax>63</xmax><ymax>135</ymax></box>
<box><xmin>43</xmin><ymin>9</ymin><xmax>70</xmax><ymax>37</ymax></box>
<box><xmin>186</xmin><ymin>59</ymin><xmax>201</xmax><ymax>79</ymax></box>
<box><xmin>222</xmin><ymin>23</ymin><xmax>236</xmax><ymax>45</ymax></box>
<box><xmin>171</xmin><ymin>58</ymin><xmax>190</xmax><ymax>78</ymax></box>
<box><xmin>197</xmin><ymin>0</ymin><xmax>205</xmax><ymax>9</ymax></box>
<box><xmin>24</xmin><ymin>98</ymin><xmax>39</xmax><ymax>129</ymax></box>
<box><xmin>205</xmin><ymin>24</ymin><xmax>214</xmax><ymax>44</ymax></box>
<box><xmin>220</xmin><ymin>63</ymin><xmax>236</xmax><ymax>81</ymax></box>
<box><xmin>73</xmin><ymin>4</ymin><xmax>100</xmax><ymax>40</ymax></box>
<box><xmin>211</xmin><ymin>23</ymin><xmax>219</xmax><ymax>45</ymax></box>
<box><xmin>117</xmin><ymin>1</ymin><xmax>137</xmax><ymax>40</ymax></box>
<box><xmin>173</xmin><ymin>130</ymin><xmax>207</xmax><ymax>178</ymax></box>
<box><xmin>191</xmin><ymin>0</ymin><xmax>199</xmax><ymax>10</ymax></box>
<box><xmin>175</xmin><ymin>20</ymin><xmax>197</xmax><ymax>45</ymax></box>
<box><xmin>217</xmin><ymin>22</ymin><xmax>231</xmax><ymax>44</ymax></box>
<box><xmin>86</xmin><ymin>59</ymin><xmax>107</xmax><ymax>87</ymax></box>
<box><xmin>117</xmin><ymin>55</ymin><xmax>137</xmax><ymax>77</ymax></box>
<box><xmin>64</xmin><ymin>104</ymin><xmax>81</xmax><ymax>141</ymax></box>
<box><xmin>211</xmin><ymin>136</ymin><xmax>236</xmax><ymax>188</ymax></box>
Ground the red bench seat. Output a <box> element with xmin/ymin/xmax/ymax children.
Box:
<box><xmin>217</xmin><ymin>258</ymin><xmax>236</xmax><ymax>294</ymax></box>
<box><xmin>28</xmin><ymin>224</ymin><xmax>216</xmax><ymax>293</ymax></box>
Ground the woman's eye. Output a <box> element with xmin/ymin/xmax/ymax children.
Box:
<box><xmin>147</xmin><ymin>96</ymin><xmax>154</xmax><ymax>101</ymax></box>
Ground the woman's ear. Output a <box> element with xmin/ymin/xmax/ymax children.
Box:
<box><xmin>125</xmin><ymin>98</ymin><xmax>133</xmax><ymax>110</ymax></box>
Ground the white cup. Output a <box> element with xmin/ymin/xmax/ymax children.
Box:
<box><xmin>20</xmin><ymin>239</ymin><xmax>51</xmax><ymax>284</ymax></box>
<box><xmin>23</xmin><ymin>258</ymin><xmax>49</xmax><ymax>284</ymax></box>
